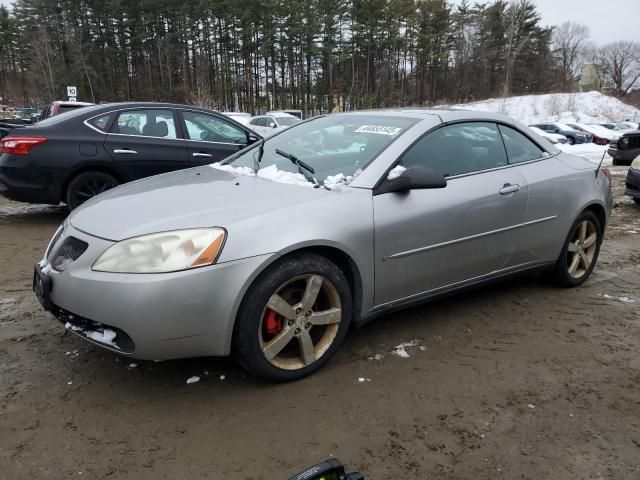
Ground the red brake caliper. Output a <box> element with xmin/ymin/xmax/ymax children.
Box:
<box><xmin>264</xmin><ymin>309</ymin><xmax>283</xmax><ymax>336</ymax></box>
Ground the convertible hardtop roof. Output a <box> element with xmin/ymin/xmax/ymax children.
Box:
<box><xmin>334</xmin><ymin>108</ymin><xmax>515</xmax><ymax>124</ymax></box>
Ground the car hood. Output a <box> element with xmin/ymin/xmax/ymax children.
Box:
<box><xmin>69</xmin><ymin>166</ymin><xmax>334</xmax><ymax>241</ymax></box>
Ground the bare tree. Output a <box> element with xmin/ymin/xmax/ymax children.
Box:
<box><xmin>552</xmin><ymin>21</ymin><xmax>589</xmax><ymax>89</ymax></box>
<box><xmin>597</xmin><ymin>41</ymin><xmax>640</xmax><ymax>96</ymax></box>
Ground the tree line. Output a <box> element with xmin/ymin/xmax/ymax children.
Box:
<box><xmin>0</xmin><ymin>0</ymin><xmax>638</xmax><ymax>114</ymax></box>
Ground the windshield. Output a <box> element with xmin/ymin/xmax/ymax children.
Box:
<box><xmin>222</xmin><ymin>114</ymin><xmax>417</xmax><ymax>183</ymax></box>
<box><xmin>36</xmin><ymin>105</ymin><xmax>102</xmax><ymax>127</ymax></box>
<box><xmin>276</xmin><ymin>116</ymin><xmax>301</xmax><ymax>127</ymax></box>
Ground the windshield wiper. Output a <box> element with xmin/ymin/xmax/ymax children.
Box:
<box><xmin>274</xmin><ymin>148</ymin><xmax>319</xmax><ymax>187</ymax></box>
<box><xmin>253</xmin><ymin>138</ymin><xmax>265</xmax><ymax>173</ymax></box>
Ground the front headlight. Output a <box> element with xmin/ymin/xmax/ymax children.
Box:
<box><xmin>631</xmin><ymin>155</ymin><xmax>640</xmax><ymax>169</ymax></box>
<box><xmin>92</xmin><ymin>228</ymin><xmax>226</xmax><ymax>273</ymax></box>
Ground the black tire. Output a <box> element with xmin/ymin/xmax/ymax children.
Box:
<box><xmin>552</xmin><ymin>210</ymin><xmax>603</xmax><ymax>287</ymax></box>
<box><xmin>612</xmin><ymin>158</ymin><xmax>622</xmax><ymax>166</ymax></box>
<box><xmin>233</xmin><ymin>253</ymin><xmax>353</xmax><ymax>382</ymax></box>
<box><xmin>634</xmin><ymin>197</ymin><xmax>640</xmax><ymax>207</ymax></box>
<box><xmin>567</xmin><ymin>136</ymin><xmax>575</xmax><ymax>145</ymax></box>
<box><xmin>65</xmin><ymin>171</ymin><xmax>119</xmax><ymax>210</ymax></box>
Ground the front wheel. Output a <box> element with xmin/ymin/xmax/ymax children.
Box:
<box><xmin>567</xmin><ymin>136</ymin><xmax>575</xmax><ymax>145</ymax></box>
<box><xmin>233</xmin><ymin>253</ymin><xmax>352</xmax><ymax>382</ymax></box>
<box><xmin>634</xmin><ymin>197</ymin><xmax>640</xmax><ymax>206</ymax></box>
<box><xmin>552</xmin><ymin>211</ymin><xmax>603</xmax><ymax>287</ymax></box>
<box><xmin>66</xmin><ymin>171</ymin><xmax>119</xmax><ymax>210</ymax></box>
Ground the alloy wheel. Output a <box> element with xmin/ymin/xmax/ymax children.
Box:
<box><xmin>566</xmin><ymin>219</ymin><xmax>598</xmax><ymax>278</ymax></box>
<box><xmin>258</xmin><ymin>274</ymin><xmax>342</xmax><ymax>370</ymax></box>
<box><xmin>71</xmin><ymin>175</ymin><xmax>118</xmax><ymax>207</ymax></box>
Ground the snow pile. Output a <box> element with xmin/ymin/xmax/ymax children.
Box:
<box><xmin>186</xmin><ymin>376</ymin><xmax>200</xmax><ymax>384</ymax></box>
<box><xmin>211</xmin><ymin>163</ymin><xmax>313</xmax><ymax>188</ymax></box>
<box><xmin>453</xmin><ymin>91</ymin><xmax>640</xmax><ymax>125</ymax></box>
<box><xmin>392</xmin><ymin>339</ymin><xmax>425</xmax><ymax>358</ymax></box>
<box><xmin>557</xmin><ymin>143</ymin><xmax>611</xmax><ymax>165</ymax></box>
<box><xmin>64</xmin><ymin>321</ymin><xmax>120</xmax><ymax>349</ymax></box>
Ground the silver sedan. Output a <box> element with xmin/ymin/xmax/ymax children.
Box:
<box><xmin>34</xmin><ymin>110</ymin><xmax>613</xmax><ymax>381</ymax></box>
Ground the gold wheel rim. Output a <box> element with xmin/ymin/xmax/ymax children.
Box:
<box><xmin>567</xmin><ymin>220</ymin><xmax>598</xmax><ymax>279</ymax></box>
<box><xmin>258</xmin><ymin>274</ymin><xmax>342</xmax><ymax>370</ymax></box>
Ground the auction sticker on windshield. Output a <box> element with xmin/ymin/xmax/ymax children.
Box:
<box><xmin>355</xmin><ymin>125</ymin><xmax>402</xmax><ymax>135</ymax></box>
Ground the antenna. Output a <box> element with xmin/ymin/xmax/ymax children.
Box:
<box><xmin>595</xmin><ymin>148</ymin><xmax>607</xmax><ymax>178</ymax></box>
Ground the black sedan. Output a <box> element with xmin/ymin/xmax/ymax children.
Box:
<box><xmin>0</xmin><ymin>102</ymin><xmax>260</xmax><ymax>209</ymax></box>
<box><xmin>625</xmin><ymin>156</ymin><xmax>640</xmax><ymax>206</ymax></box>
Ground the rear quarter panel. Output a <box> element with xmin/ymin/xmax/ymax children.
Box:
<box><xmin>511</xmin><ymin>153</ymin><xmax>610</xmax><ymax>265</ymax></box>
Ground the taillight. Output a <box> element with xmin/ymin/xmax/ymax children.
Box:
<box><xmin>601</xmin><ymin>166</ymin><xmax>611</xmax><ymax>179</ymax></box>
<box><xmin>0</xmin><ymin>137</ymin><xmax>47</xmax><ymax>155</ymax></box>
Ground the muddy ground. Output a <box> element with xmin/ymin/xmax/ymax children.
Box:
<box><xmin>1</xmin><ymin>169</ymin><xmax>639</xmax><ymax>480</ymax></box>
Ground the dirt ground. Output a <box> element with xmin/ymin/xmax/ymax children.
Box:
<box><xmin>1</xmin><ymin>168</ymin><xmax>639</xmax><ymax>480</ymax></box>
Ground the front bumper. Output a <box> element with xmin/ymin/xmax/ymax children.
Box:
<box><xmin>41</xmin><ymin>224</ymin><xmax>277</xmax><ymax>360</ymax></box>
<box><xmin>625</xmin><ymin>167</ymin><xmax>640</xmax><ymax>199</ymax></box>
<box><xmin>608</xmin><ymin>147</ymin><xmax>640</xmax><ymax>162</ymax></box>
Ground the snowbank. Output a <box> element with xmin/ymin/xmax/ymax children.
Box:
<box><xmin>557</xmin><ymin>143</ymin><xmax>611</xmax><ymax>166</ymax></box>
<box><xmin>453</xmin><ymin>91</ymin><xmax>640</xmax><ymax>125</ymax></box>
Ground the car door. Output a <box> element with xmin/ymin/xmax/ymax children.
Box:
<box><xmin>373</xmin><ymin>122</ymin><xmax>529</xmax><ymax>305</ymax></box>
<box><xmin>104</xmin><ymin>108</ymin><xmax>189</xmax><ymax>181</ymax></box>
<box><xmin>180</xmin><ymin>110</ymin><xmax>251</xmax><ymax>165</ymax></box>
<box><xmin>497</xmin><ymin>124</ymin><xmax>564</xmax><ymax>266</ymax></box>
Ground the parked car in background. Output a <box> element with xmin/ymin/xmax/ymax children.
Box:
<box><xmin>268</xmin><ymin>109</ymin><xmax>303</xmax><ymax>119</ymax></box>
<box><xmin>529</xmin><ymin>122</ymin><xmax>591</xmax><ymax>145</ymax></box>
<box><xmin>39</xmin><ymin>101</ymin><xmax>95</xmax><ymax>121</ymax></box>
<box><xmin>596</xmin><ymin>122</ymin><xmax>636</xmax><ymax>134</ymax></box>
<box><xmin>608</xmin><ymin>131</ymin><xmax>640</xmax><ymax>166</ymax></box>
<box><xmin>0</xmin><ymin>102</ymin><xmax>260</xmax><ymax>209</ymax></box>
<box><xmin>615</xmin><ymin>122</ymin><xmax>638</xmax><ymax>131</ymax></box>
<box><xmin>222</xmin><ymin>112</ymin><xmax>251</xmax><ymax>125</ymax></box>
<box><xmin>624</xmin><ymin>155</ymin><xmax>640</xmax><ymax>206</ymax></box>
<box><xmin>33</xmin><ymin>109</ymin><xmax>612</xmax><ymax>382</ymax></box>
<box><xmin>248</xmin><ymin>112</ymin><xmax>302</xmax><ymax>137</ymax></box>
<box><xmin>565</xmin><ymin>123</ymin><xmax>611</xmax><ymax>145</ymax></box>
<box><xmin>529</xmin><ymin>126</ymin><xmax>567</xmax><ymax>144</ymax></box>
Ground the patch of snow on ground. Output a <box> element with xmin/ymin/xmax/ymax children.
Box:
<box><xmin>186</xmin><ymin>376</ymin><xmax>200</xmax><ymax>384</ymax></box>
<box><xmin>387</xmin><ymin>165</ymin><xmax>407</xmax><ymax>181</ymax></box>
<box><xmin>392</xmin><ymin>340</ymin><xmax>423</xmax><ymax>358</ymax></box>
<box><xmin>599</xmin><ymin>294</ymin><xmax>635</xmax><ymax>304</ymax></box>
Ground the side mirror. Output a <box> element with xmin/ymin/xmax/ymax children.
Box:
<box><xmin>247</xmin><ymin>133</ymin><xmax>260</xmax><ymax>144</ymax></box>
<box><xmin>376</xmin><ymin>165</ymin><xmax>447</xmax><ymax>195</ymax></box>
<box><xmin>288</xmin><ymin>459</ymin><xmax>363</xmax><ymax>480</ymax></box>
<box><xmin>269</xmin><ymin>122</ymin><xmax>277</xmax><ymax>128</ymax></box>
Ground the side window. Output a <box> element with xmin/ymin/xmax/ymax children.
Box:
<box><xmin>182</xmin><ymin>111</ymin><xmax>247</xmax><ymax>144</ymax></box>
<box><xmin>267</xmin><ymin>117</ymin><xmax>277</xmax><ymax>127</ymax></box>
<box><xmin>256</xmin><ymin>117</ymin><xmax>267</xmax><ymax>127</ymax></box>
<box><xmin>498</xmin><ymin>125</ymin><xmax>545</xmax><ymax>164</ymax></box>
<box><xmin>87</xmin><ymin>113</ymin><xmax>113</xmax><ymax>132</ymax></box>
<box><xmin>113</xmin><ymin>109</ymin><xmax>177</xmax><ymax>139</ymax></box>
<box><xmin>400</xmin><ymin>122</ymin><xmax>508</xmax><ymax>177</ymax></box>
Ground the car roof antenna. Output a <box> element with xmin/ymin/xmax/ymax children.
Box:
<box><xmin>595</xmin><ymin>148</ymin><xmax>607</xmax><ymax>178</ymax></box>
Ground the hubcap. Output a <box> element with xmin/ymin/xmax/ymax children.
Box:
<box><xmin>73</xmin><ymin>176</ymin><xmax>117</xmax><ymax>206</ymax></box>
<box><xmin>567</xmin><ymin>220</ymin><xmax>598</xmax><ymax>279</ymax></box>
<box><xmin>259</xmin><ymin>274</ymin><xmax>342</xmax><ymax>370</ymax></box>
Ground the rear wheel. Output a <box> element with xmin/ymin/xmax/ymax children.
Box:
<box><xmin>552</xmin><ymin>211</ymin><xmax>602</xmax><ymax>287</ymax></box>
<box><xmin>567</xmin><ymin>136</ymin><xmax>575</xmax><ymax>145</ymax></box>
<box><xmin>634</xmin><ymin>198</ymin><xmax>640</xmax><ymax>206</ymax></box>
<box><xmin>233</xmin><ymin>253</ymin><xmax>352</xmax><ymax>382</ymax></box>
<box><xmin>66</xmin><ymin>171</ymin><xmax>118</xmax><ymax>210</ymax></box>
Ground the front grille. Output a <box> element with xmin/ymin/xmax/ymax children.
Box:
<box><xmin>50</xmin><ymin>236</ymin><xmax>88</xmax><ymax>271</ymax></box>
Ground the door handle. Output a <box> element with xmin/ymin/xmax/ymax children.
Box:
<box><xmin>192</xmin><ymin>152</ymin><xmax>213</xmax><ymax>158</ymax></box>
<box><xmin>113</xmin><ymin>149</ymin><xmax>137</xmax><ymax>154</ymax></box>
<box><xmin>499</xmin><ymin>183</ymin><xmax>520</xmax><ymax>195</ymax></box>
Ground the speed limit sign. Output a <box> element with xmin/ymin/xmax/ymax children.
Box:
<box><xmin>66</xmin><ymin>86</ymin><xmax>77</xmax><ymax>97</ymax></box>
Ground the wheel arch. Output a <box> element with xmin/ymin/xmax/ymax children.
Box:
<box><xmin>60</xmin><ymin>164</ymin><xmax>124</xmax><ymax>202</ymax></box>
<box><xmin>583</xmin><ymin>201</ymin><xmax>607</xmax><ymax>230</ymax></box>
<box><xmin>227</xmin><ymin>243</ymin><xmax>365</xmax><ymax>355</ymax></box>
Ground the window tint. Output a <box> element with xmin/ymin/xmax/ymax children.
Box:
<box><xmin>498</xmin><ymin>125</ymin><xmax>545</xmax><ymax>164</ymax></box>
<box><xmin>113</xmin><ymin>109</ymin><xmax>177</xmax><ymax>139</ymax></box>
<box><xmin>183</xmin><ymin>111</ymin><xmax>247</xmax><ymax>144</ymax></box>
<box><xmin>87</xmin><ymin>113</ymin><xmax>113</xmax><ymax>132</ymax></box>
<box><xmin>400</xmin><ymin>122</ymin><xmax>508</xmax><ymax>177</ymax></box>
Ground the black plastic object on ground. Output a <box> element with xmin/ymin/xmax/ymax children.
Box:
<box><xmin>288</xmin><ymin>458</ymin><xmax>364</xmax><ymax>480</ymax></box>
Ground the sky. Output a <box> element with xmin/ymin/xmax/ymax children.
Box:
<box><xmin>1</xmin><ymin>0</ymin><xmax>638</xmax><ymax>45</ymax></box>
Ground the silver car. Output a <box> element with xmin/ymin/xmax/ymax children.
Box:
<box><xmin>33</xmin><ymin>110</ymin><xmax>613</xmax><ymax>381</ymax></box>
